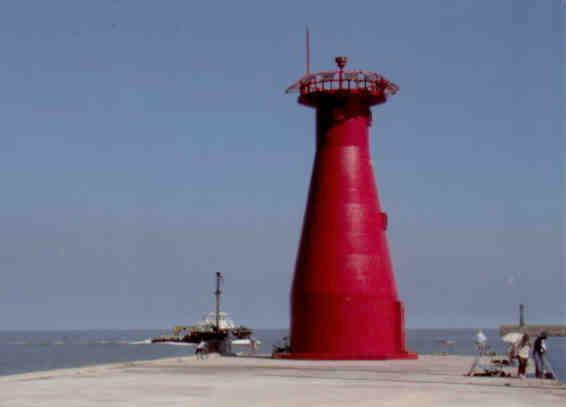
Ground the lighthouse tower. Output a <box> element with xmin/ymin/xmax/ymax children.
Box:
<box><xmin>283</xmin><ymin>57</ymin><xmax>416</xmax><ymax>360</ymax></box>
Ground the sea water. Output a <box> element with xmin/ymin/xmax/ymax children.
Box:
<box><xmin>0</xmin><ymin>329</ymin><xmax>564</xmax><ymax>381</ymax></box>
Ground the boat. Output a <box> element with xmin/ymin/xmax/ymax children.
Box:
<box><xmin>151</xmin><ymin>273</ymin><xmax>255</xmax><ymax>350</ymax></box>
<box><xmin>151</xmin><ymin>311</ymin><xmax>253</xmax><ymax>344</ymax></box>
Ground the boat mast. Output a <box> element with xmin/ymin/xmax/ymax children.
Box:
<box><xmin>214</xmin><ymin>272</ymin><xmax>223</xmax><ymax>331</ymax></box>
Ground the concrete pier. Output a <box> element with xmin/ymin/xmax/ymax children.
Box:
<box><xmin>1</xmin><ymin>355</ymin><xmax>564</xmax><ymax>406</ymax></box>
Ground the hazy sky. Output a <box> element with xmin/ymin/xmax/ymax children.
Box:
<box><xmin>0</xmin><ymin>1</ymin><xmax>563</xmax><ymax>330</ymax></box>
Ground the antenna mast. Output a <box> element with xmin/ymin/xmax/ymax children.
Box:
<box><xmin>306</xmin><ymin>26</ymin><xmax>311</xmax><ymax>74</ymax></box>
<box><xmin>214</xmin><ymin>272</ymin><xmax>223</xmax><ymax>331</ymax></box>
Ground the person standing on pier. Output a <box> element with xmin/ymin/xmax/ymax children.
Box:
<box><xmin>533</xmin><ymin>332</ymin><xmax>548</xmax><ymax>378</ymax></box>
<box><xmin>517</xmin><ymin>334</ymin><xmax>530</xmax><ymax>378</ymax></box>
<box><xmin>195</xmin><ymin>340</ymin><xmax>207</xmax><ymax>360</ymax></box>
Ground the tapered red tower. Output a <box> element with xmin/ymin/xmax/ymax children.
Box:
<box><xmin>282</xmin><ymin>57</ymin><xmax>416</xmax><ymax>360</ymax></box>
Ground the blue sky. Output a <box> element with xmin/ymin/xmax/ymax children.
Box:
<box><xmin>0</xmin><ymin>1</ymin><xmax>563</xmax><ymax>329</ymax></box>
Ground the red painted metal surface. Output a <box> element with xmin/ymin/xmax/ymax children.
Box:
<box><xmin>281</xmin><ymin>57</ymin><xmax>416</xmax><ymax>360</ymax></box>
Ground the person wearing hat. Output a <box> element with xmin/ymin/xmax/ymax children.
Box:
<box><xmin>533</xmin><ymin>332</ymin><xmax>548</xmax><ymax>379</ymax></box>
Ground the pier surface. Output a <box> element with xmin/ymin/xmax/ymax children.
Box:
<box><xmin>1</xmin><ymin>355</ymin><xmax>564</xmax><ymax>406</ymax></box>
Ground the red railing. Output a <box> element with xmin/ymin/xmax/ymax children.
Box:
<box><xmin>287</xmin><ymin>70</ymin><xmax>398</xmax><ymax>97</ymax></box>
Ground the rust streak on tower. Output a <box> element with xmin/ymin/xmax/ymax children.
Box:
<box><xmin>282</xmin><ymin>57</ymin><xmax>416</xmax><ymax>360</ymax></box>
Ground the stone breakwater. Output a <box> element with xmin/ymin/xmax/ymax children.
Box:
<box><xmin>500</xmin><ymin>325</ymin><xmax>566</xmax><ymax>337</ymax></box>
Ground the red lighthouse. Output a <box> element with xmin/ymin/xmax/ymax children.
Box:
<box><xmin>283</xmin><ymin>57</ymin><xmax>416</xmax><ymax>360</ymax></box>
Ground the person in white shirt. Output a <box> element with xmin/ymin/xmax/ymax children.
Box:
<box><xmin>195</xmin><ymin>340</ymin><xmax>207</xmax><ymax>359</ymax></box>
<box><xmin>475</xmin><ymin>330</ymin><xmax>488</xmax><ymax>355</ymax></box>
<box><xmin>517</xmin><ymin>334</ymin><xmax>530</xmax><ymax>378</ymax></box>
<box><xmin>533</xmin><ymin>332</ymin><xmax>548</xmax><ymax>379</ymax></box>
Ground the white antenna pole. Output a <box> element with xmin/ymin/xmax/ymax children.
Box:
<box><xmin>306</xmin><ymin>26</ymin><xmax>311</xmax><ymax>74</ymax></box>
